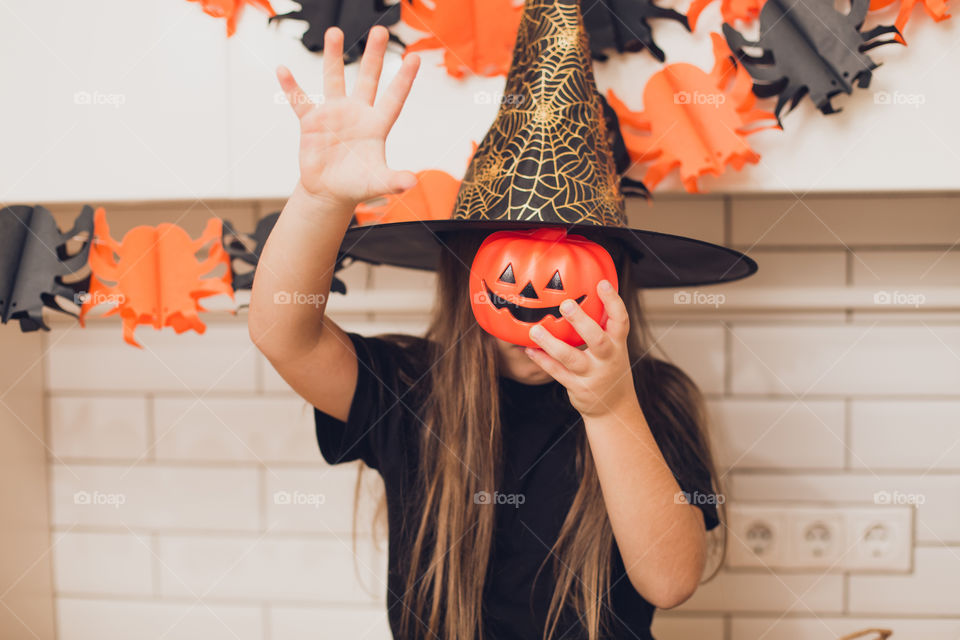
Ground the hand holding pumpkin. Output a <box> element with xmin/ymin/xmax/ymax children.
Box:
<box><xmin>524</xmin><ymin>280</ymin><xmax>637</xmax><ymax>419</ymax></box>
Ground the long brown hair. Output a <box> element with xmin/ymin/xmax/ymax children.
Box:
<box><xmin>368</xmin><ymin>231</ymin><xmax>723</xmax><ymax>640</ymax></box>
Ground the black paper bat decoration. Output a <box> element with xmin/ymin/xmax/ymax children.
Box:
<box><xmin>599</xmin><ymin>94</ymin><xmax>650</xmax><ymax>199</ymax></box>
<box><xmin>269</xmin><ymin>0</ymin><xmax>402</xmax><ymax>62</ymax></box>
<box><xmin>582</xmin><ymin>0</ymin><xmax>689</xmax><ymax>63</ymax></box>
<box><xmin>723</xmin><ymin>0</ymin><xmax>901</xmax><ymax>124</ymax></box>
<box><xmin>0</xmin><ymin>204</ymin><xmax>94</xmax><ymax>332</ymax></box>
<box><xmin>222</xmin><ymin>212</ymin><xmax>348</xmax><ymax>295</ymax></box>
<box><xmin>222</xmin><ymin>213</ymin><xmax>279</xmax><ymax>292</ymax></box>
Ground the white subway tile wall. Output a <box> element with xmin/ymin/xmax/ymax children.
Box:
<box><xmin>45</xmin><ymin>195</ymin><xmax>960</xmax><ymax>640</ymax></box>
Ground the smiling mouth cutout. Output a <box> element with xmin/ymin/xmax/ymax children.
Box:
<box><xmin>483</xmin><ymin>282</ymin><xmax>586</xmax><ymax>323</ymax></box>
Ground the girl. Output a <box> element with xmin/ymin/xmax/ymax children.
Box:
<box><xmin>249</xmin><ymin>23</ymin><xmax>725</xmax><ymax>640</ymax></box>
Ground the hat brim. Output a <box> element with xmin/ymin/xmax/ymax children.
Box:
<box><xmin>338</xmin><ymin>220</ymin><xmax>757</xmax><ymax>288</ymax></box>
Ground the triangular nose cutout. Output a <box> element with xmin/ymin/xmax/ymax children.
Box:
<box><xmin>519</xmin><ymin>281</ymin><xmax>539</xmax><ymax>299</ymax></box>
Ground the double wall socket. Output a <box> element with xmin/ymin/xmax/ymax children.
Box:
<box><xmin>726</xmin><ymin>503</ymin><xmax>913</xmax><ymax>572</ymax></box>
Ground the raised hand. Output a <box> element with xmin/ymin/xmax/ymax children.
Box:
<box><xmin>276</xmin><ymin>25</ymin><xmax>421</xmax><ymax>208</ymax></box>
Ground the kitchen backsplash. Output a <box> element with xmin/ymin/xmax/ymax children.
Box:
<box><xmin>44</xmin><ymin>193</ymin><xmax>960</xmax><ymax>640</ymax></box>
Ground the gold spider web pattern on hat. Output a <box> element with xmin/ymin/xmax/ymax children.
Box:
<box><xmin>451</xmin><ymin>0</ymin><xmax>628</xmax><ymax>227</ymax></box>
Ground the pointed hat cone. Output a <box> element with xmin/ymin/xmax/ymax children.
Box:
<box><xmin>451</xmin><ymin>0</ymin><xmax>626</xmax><ymax>226</ymax></box>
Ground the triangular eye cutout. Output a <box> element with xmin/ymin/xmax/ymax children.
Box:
<box><xmin>545</xmin><ymin>270</ymin><xmax>563</xmax><ymax>290</ymax></box>
<box><xmin>498</xmin><ymin>263</ymin><xmax>516</xmax><ymax>284</ymax></box>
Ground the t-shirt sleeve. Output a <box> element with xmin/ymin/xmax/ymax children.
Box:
<box><xmin>678</xmin><ymin>478</ymin><xmax>721</xmax><ymax>532</ymax></box>
<box><xmin>313</xmin><ymin>332</ymin><xmax>422</xmax><ymax>471</ymax></box>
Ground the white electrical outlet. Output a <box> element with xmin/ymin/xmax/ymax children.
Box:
<box><xmin>725</xmin><ymin>503</ymin><xmax>913</xmax><ymax>572</ymax></box>
<box><xmin>726</xmin><ymin>504</ymin><xmax>786</xmax><ymax>568</ymax></box>
<box><xmin>845</xmin><ymin>507</ymin><xmax>913</xmax><ymax>572</ymax></box>
<box><xmin>785</xmin><ymin>508</ymin><xmax>845</xmax><ymax>569</ymax></box>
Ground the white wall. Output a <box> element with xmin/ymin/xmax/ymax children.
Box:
<box><xmin>40</xmin><ymin>192</ymin><xmax>960</xmax><ymax>640</ymax></box>
<box><xmin>1</xmin><ymin>0</ymin><xmax>958</xmax><ymax>203</ymax></box>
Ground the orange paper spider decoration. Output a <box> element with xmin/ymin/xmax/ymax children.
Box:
<box><xmin>187</xmin><ymin>0</ymin><xmax>276</xmax><ymax>37</ymax></box>
<box><xmin>400</xmin><ymin>0</ymin><xmax>523</xmax><ymax>77</ymax></box>
<box><xmin>80</xmin><ymin>209</ymin><xmax>233</xmax><ymax>348</ymax></box>
<box><xmin>688</xmin><ymin>0</ymin><xmax>766</xmax><ymax>30</ymax></box>
<box><xmin>354</xmin><ymin>170</ymin><xmax>461</xmax><ymax>226</ymax></box>
<box><xmin>869</xmin><ymin>0</ymin><xmax>951</xmax><ymax>43</ymax></box>
<box><xmin>607</xmin><ymin>33</ymin><xmax>778</xmax><ymax>193</ymax></box>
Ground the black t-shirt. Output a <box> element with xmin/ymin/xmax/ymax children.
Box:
<box><xmin>313</xmin><ymin>332</ymin><xmax>719</xmax><ymax>640</ymax></box>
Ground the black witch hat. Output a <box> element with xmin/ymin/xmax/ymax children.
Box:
<box><xmin>335</xmin><ymin>0</ymin><xmax>756</xmax><ymax>288</ymax></box>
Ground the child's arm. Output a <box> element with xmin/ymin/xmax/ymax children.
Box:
<box><xmin>577</xmin><ymin>396</ymin><xmax>708</xmax><ymax>609</ymax></box>
<box><xmin>248</xmin><ymin>26</ymin><xmax>420</xmax><ymax>421</ymax></box>
<box><xmin>524</xmin><ymin>282</ymin><xmax>708</xmax><ymax>609</ymax></box>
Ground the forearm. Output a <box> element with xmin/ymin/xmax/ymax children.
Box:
<box><xmin>247</xmin><ymin>181</ymin><xmax>356</xmax><ymax>359</ymax></box>
<box><xmin>582</xmin><ymin>396</ymin><xmax>707</xmax><ymax>608</ymax></box>
<box><xmin>524</xmin><ymin>281</ymin><xmax>709</xmax><ymax>605</ymax></box>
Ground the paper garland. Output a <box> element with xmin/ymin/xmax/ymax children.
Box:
<box><xmin>178</xmin><ymin>0</ymin><xmax>952</xmax><ymax>191</ymax></box>
<box><xmin>0</xmin><ymin>187</ymin><xmax>450</xmax><ymax>343</ymax></box>
<box><xmin>398</xmin><ymin>0</ymin><xmax>692</xmax><ymax>68</ymax></box>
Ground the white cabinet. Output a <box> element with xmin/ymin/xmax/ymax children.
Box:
<box><xmin>1</xmin><ymin>1</ymin><xmax>958</xmax><ymax>203</ymax></box>
<box><xmin>0</xmin><ymin>0</ymin><xmax>230</xmax><ymax>202</ymax></box>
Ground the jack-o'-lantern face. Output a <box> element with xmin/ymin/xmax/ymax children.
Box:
<box><xmin>469</xmin><ymin>227</ymin><xmax>618</xmax><ymax>348</ymax></box>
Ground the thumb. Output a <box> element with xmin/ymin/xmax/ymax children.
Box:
<box><xmin>386</xmin><ymin>170</ymin><xmax>418</xmax><ymax>193</ymax></box>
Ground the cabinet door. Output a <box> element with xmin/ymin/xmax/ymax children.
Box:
<box><xmin>0</xmin><ymin>0</ymin><xmax>230</xmax><ymax>202</ymax></box>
